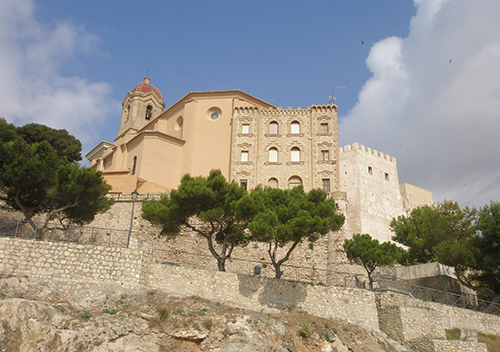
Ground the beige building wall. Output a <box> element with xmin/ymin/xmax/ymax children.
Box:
<box><xmin>86</xmin><ymin>78</ymin><xmax>433</xmax><ymax>250</ymax></box>
<box><xmin>400</xmin><ymin>182</ymin><xmax>434</xmax><ymax>210</ymax></box>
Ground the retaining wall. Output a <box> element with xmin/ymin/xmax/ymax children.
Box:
<box><xmin>0</xmin><ymin>237</ymin><xmax>151</xmax><ymax>285</ymax></box>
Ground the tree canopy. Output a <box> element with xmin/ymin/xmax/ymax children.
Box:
<box><xmin>390</xmin><ymin>201</ymin><xmax>472</xmax><ymax>263</ymax></box>
<box><xmin>0</xmin><ymin>118</ymin><xmax>113</xmax><ymax>233</ymax></box>
<box><xmin>343</xmin><ymin>233</ymin><xmax>406</xmax><ymax>290</ymax></box>
<box><xmin>391</xmin><ymin>199</ymin><xmax>500</xmax><ymax>303</ymax></box>
<box><xmin>141</xmin><ymin>169</ymin><xmax>252</xmax><ymax>271</ymax></box>
<box><xmin>245</xmin><ymin>186</ymin><xmax>345</xmax><ymax>279</ymax></box>
<box><xmin>435</xmin><ymin>202</ymin><xmax>500</xmax><ymax>302</ymax></box>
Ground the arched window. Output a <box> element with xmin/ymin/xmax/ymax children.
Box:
<box><xmin>269</xmin><ymin>121</ymin><xmax>279</xmax><ymax>134</ymax></box>
<box><xmin>269</xmin><ymin>148</ymin><xmax>278</xmax><ymax>162</ymax></box>
<box><xmin>291</xmin><ymin>147</ymin><xmax>300</xmax><ymax>162</ymax></box>
<box><xmin>268</xmin><ymin>178</ymin><xmax>278</xmax><ymax>188</ymax></box>
<box><xmin>291</xmin><ymin>121</ymin><xmax>300</xmax><ymax>134</ymax></box>
<box><xmin>288</xmin><ymin>176</ymin><xmax>303</xmax><ymax>189</ymax></box>
<box><xmin>145</xmin><ymin>105</ymin><xmax>153</xmax><ymax>120</ymax></box>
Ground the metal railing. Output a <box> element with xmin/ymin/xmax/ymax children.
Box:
<box><xmin>0</xmin><ymin>218</ymin><xmax>130</xmax><ymax>248</ymax></box>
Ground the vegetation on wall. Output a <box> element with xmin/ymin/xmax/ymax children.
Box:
<box><xmin>391</xmin><ymin>200</ymin><xmax>500</xmax><ymax>303</ymax></box>
<box><xmin>0</xmin><ymin>118</ymin><xmax>113</xmax><ymax>234</ymax></box>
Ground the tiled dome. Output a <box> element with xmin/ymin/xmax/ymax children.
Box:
<box><xmin>131</xmin><ymin>77</ymin><xmax>163</xmax><ymax>101</ymax></box>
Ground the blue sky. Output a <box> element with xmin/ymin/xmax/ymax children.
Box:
<box><xmin>1</xmin><ymin>0</ymin><xmax>500</xmax><ymax>208</ymax></box>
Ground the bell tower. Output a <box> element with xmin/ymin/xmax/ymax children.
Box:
<box><xmin>117</xmin><ymin>77</ymin><xmax>166</xmax><ymax>138</ymax></box>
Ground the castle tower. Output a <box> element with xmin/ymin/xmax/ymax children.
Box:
<box><xmin>116</xmin><ymin>77</ymin><xmax>166</xmax><ymax>138</ymax></box>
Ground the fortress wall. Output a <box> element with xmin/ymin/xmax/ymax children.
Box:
<box><xmin>339</xmin><ymin>143</ymin><xmax>405</xmax><ymax>242</ymax></box>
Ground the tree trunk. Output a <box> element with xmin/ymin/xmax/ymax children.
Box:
<box><xmin>217</xmin><ymin>257</ymin><xmax>226</xmax><ymax>272</ymax></box>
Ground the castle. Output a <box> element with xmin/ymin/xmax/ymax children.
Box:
<box><xmin>86</xmin><ymin>77</ymin><xmax>433</xmax><ymax>242</ymax></box>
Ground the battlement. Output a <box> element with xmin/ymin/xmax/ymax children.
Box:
<box><xmin>234</xmin><ymin>105</ymin><xmax>337</xmax><ymax>117</ymax></box>
<box><xmin>340</xmin><ymin>142</ymin><xmax>396</xmax><ymax>162</ymax></box>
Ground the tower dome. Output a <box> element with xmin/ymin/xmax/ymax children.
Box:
<box><xmin>131</xmin><ymin>77</ymin><xmax>163</xmax><ymax>102</ymax></box>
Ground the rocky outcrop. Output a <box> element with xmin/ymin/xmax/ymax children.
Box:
<box><xmin>0</xmin><ymin>276</ymin><xmax>401</xmax><ymax>352</ymax></box>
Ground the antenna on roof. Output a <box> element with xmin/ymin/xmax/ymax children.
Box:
<box><xmin>145</xmin><ymin>67</ymin><xmax>149</xmax><ymax>78</ymax></box>
<box><xmin>329</xmin><ymin>86</ymin><xmax>346</xmax><ymax>104</ymax></box>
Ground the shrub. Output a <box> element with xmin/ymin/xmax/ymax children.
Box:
<box><xmin>300</xmin><ymin>325</ymin><xmax>312</xmax><ymax>338</ymax></box>
<box><xmin>80</xmin><ymin>311</ymin><xmax>91</xmax><ymax>320</ymax></box>
<box><xmin>203</xmin><ymin>319</ymin><xmax>213</xmax><ymax>330</ymax></box>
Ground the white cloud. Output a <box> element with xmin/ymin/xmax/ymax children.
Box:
<box><xmin>339</xmin><ymin>0</ymin><xmax>500</xmax><ymax>207</ymax></box>
<box><xmin>0</xmin><ymin>0</ymin><xmax>116</xmax><ymax>150</ymax></box>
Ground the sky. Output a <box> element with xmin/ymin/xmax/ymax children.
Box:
<box><xmin>1</xmin><ymin>0</ymin><xmax>499</xmax><ymax>208</ymax></box>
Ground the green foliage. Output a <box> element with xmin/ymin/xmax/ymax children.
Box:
<box><xmin>102</xmin><ymin>308</ymin><xmax>118</xmax><ymax>315</ymax></box>
<box><xmin>244</xmin><ymin>186</ymin><xmax>344</xmax><ymax>278</ymax></box>
<box><xmin>392</xmin><ymin>200</ymin><xmax>500</xmax><ymax>302</ymax></box>
<box><xmin>16</xmin><ymin>122</ymin><xmax>82</xmax><ymax>162</ymax></box>
<box><xmin>0</xmin><ymin>120</ymin><xmax>113</xmax><ymax>231</ymax></box>
<box><xmin>299</xmin><ymin>325</ymin><xmax>312</xmax><ymax>338</ymax></box>
<box><xmin>142</xmin><ymin>169</ymin><xmax>251</xmax><ymax>271</ymax></box>
<box><xmin>80</xmin><ymin>311</ymin><xmax>91</xmax><ymax>320</ymax></box>
<box><xmin>344</xmin><ymin>234</ymin><xmax>406</xmax><ymax>290</ymax></box>
<box><xmin>436</xmin><ymin>202</ymin><xmax>500</xmax><ymax>301</ymax></box>
<box><xmin>202</xmin><ymin>319</ymin><xmax>213</xmax><ymax>330</ymax></box>
<box><xmin>390</xmin><ymin>201</ymin><xmax>472</xmax><ymax>263</ymax></box>
<box><xmin>157</xmin><ymin>308</ymin><xmax>169</xmax><ymax>320</ymax></box>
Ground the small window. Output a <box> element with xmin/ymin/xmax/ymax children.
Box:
<box><xmin>385</xmin><ymin>173</ymin><xmax>390</xmax><ymax>181</ymax></box>
<box><xmin>269</xmin><ymin>147</ymin><xmax>278</xmax><ymax>162</ymax></box>
<box><xmin>242</xmin><ymin>124</ymin><xmax>250</xmax><ymax>134</ymax></box>
<box><xmin>131</xmin><ymin>156</ymin><xmax>137</xmax><ymax>175</ymax></box>
<box><xmin>240</xmin><ymin>179</ymin><xmax>248</xmax><ymax>191</ymax></box>
<box><xmin>368</xmin><ymin>166</ymin><xmax>373</xmax><ymax>175</ymax></box>
<box><xmin>321</xmin><ymin>150</ymin><xmax>329</xmax><ymax>161</ymax></box>
<box><xmin>126</xmin><ymin>105</ymin><xmax>130</xmax><ymax>122</ymax></box>
<box><xmin>291</xmin><ymin>147</ymin><xmax>300</xmax><ymax>162</ymax></box>
<box><xmin>320</xmin><ymin>123</ymin><xmax>329</xmax><ymax>133</ymax></box>
<box><xmin>145</xmin><ymin>105</ymin><xmax>152</xmax><ymax>120</ymax></box>
<box><xmin>268</xmin><ymin>178</ymin><xmax>278</xmax><ymax>188</ymax></box>
<box><xmin>269</xmin><ymin>121</ymin><xmax>279</xmax><ymax>134</ymax></box>
<box><xmin>322</xmin><ymin>179</ymin><xmax>331</xmax><ymax>193</ymax></box>
<box><xmin>241</xmin><ymin>151</ymin><xmax>249</xmax><ymax>162</ymax></box>
<box><xmin>291</xmin><ymin>121</ymin><xmax>300</xmax><ymax>134</ymax></box>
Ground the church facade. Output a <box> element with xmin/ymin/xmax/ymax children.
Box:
<box><xmin>86</xmin><ymin>77</ymin><xmax>433</xmax><ymax>242</ymax></box>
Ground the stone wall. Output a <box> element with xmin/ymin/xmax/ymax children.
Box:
<box><xmin>339</xmin><ymin>143</ymin><xmax>405</xmax><ymax>243</ymax></box>
<box><xmin>0</xmin><ymin>237</ymin><xmax>151</xmax><ymax>285</ymax></box>
<box><xmin>147</xmin><ymin>262</ymin><xmax>380</xmax><ymax>333</ymax></box>
<box><xmin>87</xmin><ymin>199</ymin><xmax>356</xmax><ymax>285</ymax></box>
<box><xmin>1</xmin><ymin>235</ymin><xmax>500</xmax><ymax>351</ymax></box>
<box><xmin>377</xmin><ymin>291</ymin><xmax>500</xmax><ymax>341</ymax></box>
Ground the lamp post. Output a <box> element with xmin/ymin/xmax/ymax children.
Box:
<box><xmin>127</xmin><ymin>190</ymin><xmax>139</xmax><ymax>248</ymax></box>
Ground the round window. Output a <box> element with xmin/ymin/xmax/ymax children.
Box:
<box><xmin>207</xmin><ymin>107</ymin><xmax>222</xmax><ymax>121</ymax></box>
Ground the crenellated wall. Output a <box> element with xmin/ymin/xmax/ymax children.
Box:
<box><xmin>339</xmin><ymin>142</ymin><xmax>405</xmax><ymax>242</ymax></box>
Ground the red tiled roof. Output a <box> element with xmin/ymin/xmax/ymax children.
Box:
<box><xmin>131</xmin><ymin>79</ymin><xmax>163</xmax><ymax>101</ymax></box>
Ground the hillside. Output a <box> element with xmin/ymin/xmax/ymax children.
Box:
<box><xmin>0</xmin><ymin>275</ymin><xmax>404</xmax><ymax>352</ymax></box>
